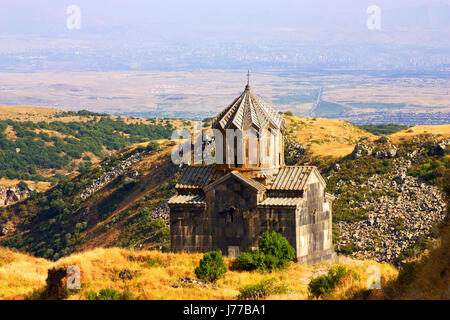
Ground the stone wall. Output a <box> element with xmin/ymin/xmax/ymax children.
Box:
<box><xmin>169</xmin><ymin>172</ymin><xmax>335</xmax><ymax>264</ymax></box>
<box><xmin>169</xmin><ymin>205</ymin><xmax>210</xmax><ymax>253</ymax></box>
<box><xmin>170</xmin><ymin>174</ymin><xmax>299</xmax><ymax>256</ymax></box>
<box><xmin>296</xmin><ymin>182</ymin><xmax>335</xmax><ymax>264</ymax></box>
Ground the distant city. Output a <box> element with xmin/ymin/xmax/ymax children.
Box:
<box><xmin>0</xmin><ymin>0</ymin><xmax>449</xmax><ymax>126</ymax></box>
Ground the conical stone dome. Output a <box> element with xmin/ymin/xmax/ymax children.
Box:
<box><xmin>212</xmin><ymin>84</ymin><xmax>286</xmax><ymax>132</ymax></box>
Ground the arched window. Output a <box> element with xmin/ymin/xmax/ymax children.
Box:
<box><xmin>245</xmin><ymin>138</ymin><xmax>249</xmax><ymax>163</ymax></box>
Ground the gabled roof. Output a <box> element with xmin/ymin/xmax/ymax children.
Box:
<box><xmin>168</xmin><ymin>194</ymin><xmax>206</xmax><ymax>206</ymax></box>
<box><xmin>204</xmin><ymin>170</ymin><xmax>266</xmax><ymax>193</ymax></box>
<box><xmin>269</xmin><ymin>166</ymin><xmax>325</xmax><ymax>191</ymax></box>
<box><xmin>212</xmin><ymin>85</ymin><xmax>286</xmax><ymax>132</ymax></box>
<box><xmin>258</xmin><ymin>197</ymin><xmax>303</xmax><ymax>207</ymax></box>
<box><xmin>176</xmin><ymin>166</ymin><xmax>216</xmax><ymax>190</ymax></box>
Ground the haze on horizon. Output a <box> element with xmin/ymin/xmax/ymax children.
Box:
<box><xmin>1</xmin><ymin>0</ymin><xmax>449</xmax><ymax>46</ymax></box>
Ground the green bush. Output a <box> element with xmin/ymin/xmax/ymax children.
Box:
<box><xmin>144</xmin><ymin>258</ymin><xmax>164</xmax><ymax>268</ymax></box>
<box><xmin>337</xmin><ymin>242</ymin><xmax>362</xmax><ymax>255</ymax></box>
<box><xmin>85</xmin><ymin>288</ymin><xmax>134</xmax><ymax>300</ymax></box>
<box><xmin>307</xmin><ymin>265</ymin><xmax>350</xmax><ymax>298</ymax></box>
<box><xmin>17</xmin><ymin>181</ymin><xmax>29</xmax><ymax>191</ymax></box>
<box><xmin>396</xmin><ymin>262</ymin><xmax>418</xmax><ymax>288</ymax></box>
<box><xmin>258</xmin><ymin>231</ymin><xmax>296</xmax><ymax>268</ymax></box>
<box><xmin>235</xmin><ymin>232</ymin><xmax>295</xmax><ymax>272</ymax></box>
<box><xmin>195</xmin><ymin>251</ymin><xmax>228</xmax><ymax>283</ymax></box>
<box><xmin>234</xmin><ymin>250</ymin><xmax>268</xmax><ymax>271</ymax></box>
<box><xmin>238</xmin><ymin>278</ymin><xmax>288</xmax><ymax>300</ymax></box>
<box><xmin>357</xmin><ymin>124</ymin><xmax>408</xmax><ymax>136</ymax></box>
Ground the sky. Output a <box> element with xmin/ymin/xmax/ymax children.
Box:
<box><xmin>1</xmin><ymin>0</ymin><xmax>449</xmax><ymax>41</ymax></box>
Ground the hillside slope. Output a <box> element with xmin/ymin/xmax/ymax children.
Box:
<box><xmin>0</xmin><ymin>105</ymin><xmax>192</xmax><ymax>193</ymax></box>
<box><xmin>389</xmin><ymin>124</ymin><xmax>450</xmax><ymax>144</ymax></box>
<box><xmin>284</xmin><ymin>115</ymin><xmax>375</xmax><ymax>159</ymax></box>
<box><xmin>324</xmin><ymin>134</ymin><xmax>448</xmax><ymax>265</ymax></box>
<box><xmin>372</xmin><ymin>171</ymin><xmax>450</xmax><ymax>299</ymax></box>
<box><xmin>0</xmin><ymin>142</ymin><xmax>182</xmax><ymax>260</ymax></box>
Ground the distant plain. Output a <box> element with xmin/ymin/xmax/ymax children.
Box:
<box><xmin>0</xmin><ymin>71</ymin><xmax>448</xmax><ymax>119</ymax></box>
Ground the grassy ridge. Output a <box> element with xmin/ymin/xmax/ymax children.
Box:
<box><xmin>0</xmin><ymin>114</ymin><xmax>174</xmax><ymax>183</ymax></box>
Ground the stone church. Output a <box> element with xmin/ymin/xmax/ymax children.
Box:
<box><xmin>169</xmin><ymin>82</ymin><xmax>335</xmax><ymax>264</ymax></box>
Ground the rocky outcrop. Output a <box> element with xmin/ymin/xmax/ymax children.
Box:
<box><xmin>150</xmin><ymin>203</ymin><xmax>170</xmax><ymax>225</ymax></box>
<box><xmin>45</xmin><ymin>267</ymin><xmax>71</xmax><ymax>300</ymax></box>
<box><xmin>336</xmin><ymin>157</ymin><xmax>447</xmax><ymax>264</ymax></box>
<box><xmin>284</xmin><ymin>139</ymin><xmax>307</xmax><ymax>164</ymax></box>
<box><xmin>429</xmin><ymin>138</ymin><xmax>450</xmax><ymax>156</ymax></box>
<box><xmin>350</xmin><ymin>142</ymin><xmax>374</xmax><ymax>159</ymax></box>
<box><xmin>173</xmin><ymin>278</ymin><xmax>211</xmax><ymax>288</ymax></box>
<box><xmin>374</xmin><ymin>144</ymin><xmax>397</xmax><ymax>159</ymax></box>
<box><xmin>119</xmin><ymin>269</ymin><xmax>141</xmax><ymax>280</ymax></box>
<box><xmin>0</xmin><ymin>186</ymin><xmax>30</xmax><ymax>206</ymax></box>
<box><xmin>80</xmin><ymin>151</ymin><xmax>148</xmax><ymax>200</ymax></box>
<box><xmin>0</xmin><ymin>224</ymin><xmax>10</xmax><ymax>236</ymax></box>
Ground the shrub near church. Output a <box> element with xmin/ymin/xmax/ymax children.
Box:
<box><xmin>235</xmin><ymin>232</ymin><xmax>296</xmax><ymax>272</ymax></box>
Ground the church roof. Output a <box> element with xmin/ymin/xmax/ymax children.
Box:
<box><xmin>212</xmin><ymin>85</ymin><xmax>286</xmax><ymax>132</ymax></box>
<box><xmin>168</xmin><ymin>194</ymin><xmax>206</xmax><ymax>206</ymax></box>
<box><xmin>204</xmin><ymin>170</ymin><xmax>266</xmax><ymax>193</ymax></box>
<box><xmin>176</xmin><ymin>166</ymin><xmax>216</xmax><ymax>190</ymax></box>
<box><xmin>269</xmin><ymin>166</ymin><xmax>321</xmax><ymax>191</ymax></box>
<box><xmin>258</xmin><ymin>197</ymin><xmax>303</xmax><ymax>207</ymax></box>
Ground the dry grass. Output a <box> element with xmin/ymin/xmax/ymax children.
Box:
<box><xmin>284</xmin><ymin>115</ymin><xmax>374</xmax><ymax>158</ymax></box>
<box><xmin>0</xmin><ymin>105</ymin><xmax>193</xmax><ymax>128</ymax></box>
<box><xmin>0</xmin><ymin>105</ymin><xmax>59</xmax><ymax>121</ymax></box>
<box><xmin>0</xmin><ymin>248</ymin><xmax>53</xmax><ymax>298</ymax></box>
<box><xmin>0</xmin><ymin>178</ymin><xmax>51</xmax><ymax>191</ymax></box>
<box><xmin>389</xmin><ymin>124</ymin><xmax>450</xmax><ymax>144</ymax></box>
<box><xmin>0</xmin><ymin>247</ymin><xmax>397</xmax><ymax>300</ymax></box>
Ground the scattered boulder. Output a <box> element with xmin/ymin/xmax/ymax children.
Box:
<box><xmin>351</xmin><ymin>142</ymin><xmax>374</xmax><ymax>159</ymax></box>
<box><xmin>429</xmin><ymin>138</ymin><xmax>450</xmax><ymax>156</ymax></box>
<box><xmin>0</xmin><ymin>186</ymin><xmax>30</xmax><ymax>206</ymax></box>
<box><xmin>284</xmin><ymin>139</ymin><xmax>307</xmax><ymax>164</ymax></box>
<box><xmin>45</xmin><ymin>267</ymin><xmax>70</xmax><ymax>300</ymax></box>
<box><xmin>0</xmin><ymin>225</ymin><xmax>9</xmax><ymax>236</ymax></box>
<box><xmin>119</xmin><ymin>269</ymin><xmax>141</xmax><ymax>280</ymax></box>
<box><xmin>173</xmin><ymin>278</ymin><xmax>211</xmax><ymax>288</ymax></box>
<box><xmin>336</xmin><ymin>157</ymin><xmax>447</xmax><ymax>264</ymax></box>
<box><xmin>129</xmin><ymin>169</ymin><xmax>140</xmax><ymax>178</ymax></box>
<box><xmin>374</xmin><ymin>144</ymin><xmax>397</xmax><ymax>159</ymax></box>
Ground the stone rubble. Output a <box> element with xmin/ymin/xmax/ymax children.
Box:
<box><xmin>80</xmin><ymin>151</ymin><xmax>148</xmax><ymax>200</ymax></box>
<box><xmin>118</xmin><ymin>269</ymin><xmax>142</xmax><ymax>280</ymax></box>
<box><xmin>336</xmin><ymin>145</ymin><xmax>447</xmax><ymax>264</ymax></box>
<box><xmin>350</xmin><ymin>142</ymin><xmax>374</xmax><ymax>159</ymax></box>
<box><xmin>0</xmin><ymin>186</ymin><xmax>30</xmax><ymax>207</ymax></box>
<box><xmin>284</xmin><ymin>139</ymin><xmax>307</xmax><ymax>163</ymax></box>
<box><xmin>429</xmin><ymin>138</ymin><xmax>449</xmax><ymax>156</ymax></box>
<box><xmin>173</xmin><ymin>278</ymin><xmax>211</xmax><ymax>288</ymax></box>
<box><xmin>150</xmin><ymin>203</ymin><xmax>170</xmax><ymax>226</ymax></box>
